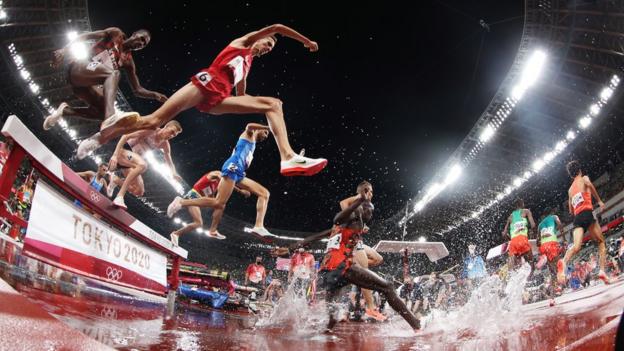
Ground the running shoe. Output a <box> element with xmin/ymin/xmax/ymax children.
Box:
<box><xmin>43</xmin><ymin>102</ymin><xmax>68</xmax><ymax>130</ymax></box>
<box><xmin>112</xmin><ymin>196</ymin><xmax>127</xmax><ymax>210</ymax></box>
<box><xmin>365</xmin><ymin>308</ymin><xmax>388</xmax><ymax>322</ymax></box>
<box><xmin>167</xmin><ymin>196</ymin><xmax>182</xmax><ymax>218</ymax></box>
<box><xmin>106</xmin><ymin>174</ymin><xmax>118</xmax><ymax>198</ymax></box>
<box><xmin>100</xmin><ymin>111</ymin><xmax>140</xmax><ymax>131</ymax></box>
<box><xmin>206</xmin><ymin>231</ymin><xmax>226</xmax><ymax>240</ymax></box>
<box><xmin>280</xmin><ymin>149</ymin><xmax>328</xmax><ymax>176</ymax></box>
<box><xmin>77</xmin><ymin>133</ymin><xmax>102</xmax><ymax>160</ymax></box>
<box><xmin>170</xmin><ymin>232</ymin><xmax>179</xmax><ymax>246</ymax></box>
<box><xmin>598</xmin><ymin>270</ymin><xmax>612</xmax><ymax>285</ymax></box>
<box><xmin>251</xmin><ymin>226</ymin><xmax>276</xmax><ymax>238</ymax></box>
<box><xmin>556</xmin><ymin>259</ymin><xmax>566</xmax><ymax>285</ymax></box>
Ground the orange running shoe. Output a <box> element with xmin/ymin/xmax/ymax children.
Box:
<box><xmin>365</xmin><ymin>308</ymin><xmax>387</xmax><ymax>322</ymax></box>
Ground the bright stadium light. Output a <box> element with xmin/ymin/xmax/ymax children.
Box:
<box><xmin>566</xmin><ymin>130</ymin><xmax>576</xmax><ymax>141</ymax></box>
<box><xmin>496</xmin><ymin>193</ymin><xmax>504</xmax><ymax>200</ymax></box>
<box><xmin>504</xmin><ymin>186</ymin><xmax>512</xmax><ymax>195</ymax></box>
<box><xmin>532</xmin><ymin>159</ymin><xmax>545</xmax><ymax>172</ymax></box>
<box><xmin>513</xmin><ymin>177</ymin><xmax>523</xmax><ymax>187</ymax></box>
<box><xmin>425</xmin><ymin>182</ymin><xmax>443</xmax><ymax>200</ymax></box>
<box><xmin>555</xmin><ymin>140</ymin><xmax>567</xmax><ymax>152</ymax></box>
<box><xmin>174</xmin><ymin>217</ymin><xmax>181</xmax><ymax>224</ymax></box>
<box><xmin>589</xmin><ymin>104</ymin><xmax>600</xmax><ymax>116</ymax></box>
<box><xmin>70</xmin><ymin>42</ymin><xmax>88</xmax><ymax>60</ymax></box>
<box><xmin>0</xmin><ymin>10</ymin><xmax>7</xmax><ymax>20</ymax></box>
<box><xmin>511</xmin><ymin>49</ymin><xmax>547</xmax><ymax>100</ymax></box>
<box><xmin>579</xmin><ymin>116</ymin><xmax>591</xmax><ymax>129</ymax></box>
<box><xmin>543</xmin><ymin>151</ymin><xmax>555</xmax><ymax>163</ymax></box>
<box><xmin>479</xmin><ymin>124</ymin><xmax>495</xmax><ymax>143</ymax></box>
<box><xmin>19</xmin><ymin>69</ymin><xmax>30</xmax><ymax>80</ymax></box>
<box><xmin>414</xmin><ymin>200</ymin><xmax>425</xmax><ymax>213</ymax></box>
<box><xmin>444</xmin><ymin>164</ymin><xmax>462</xmax><ymax>186</ymax></box>
<box><xmin>600</xmin><ymin>87</ymin><xmax>614</xmax><ymax>102</ymax></box>
<box><xmin>66</xmin><ymin>31</ymin><xmax>78</xmax><ymax>41</ymax></box>
<box><xmin>611</xmin><ymin>75</ymin><xmax>620</xmax><ymax>86</ymax></box>
<box><xmin>523</xmin><ymin>171</ymin><xmax>532</xmax><ymax>179</ymax></box>
<box><xmin>29</xmin><ymin>83</ymin><xmax>39</xmax><ymax>93</ymax></box>
<box><xmin>418</xmin><ymin>236</ymin><xmax>427</xmax><ymax>243</ymax></box>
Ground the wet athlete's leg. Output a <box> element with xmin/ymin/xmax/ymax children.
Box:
<box><xmin>547</xmin><ymin>260</ymin><xmax>558</xmax><ymax>297</ymax></box>
<box><xmin>172</xmin><ymin>206</ymin><xmax>203</xmax><ymax>237</ymax></box>
<box><xmin>325</xmin><ymin>289</ymin><xmax>340</xmax><ymax>331</ymax></box>
<box><xmin>63</xmin><ymin>86</ymin><xmax>106</xmax><ymax>121</ymax></box>
<box><xmin>210</xmin><ymin>95</ymin><xmax>296</xmax><ymax>161</ymax></box>
<box><xmin>236</xmin><ymin>177</ymin><xmax>270</xmax><ymax>229</ymax></box>
<box><xmin>69</xmin><ymin>63</ymin><xmax>120</xmax><ymax>119</ymax></box>
<box><xmin>115</xmin><ymin>150</ymin><xmax>147</xmax><ymax>200</ymax></box>
<box><xmin>523</xmin><ymin>250</ymin><xmax>535</xmax><ymax>276</ymax></box>
<box><xmin>353</xmin><ymin>249</ymin><xmax>377</xmax><ymax>311</ymax></box>
<box><xmin>588</xmin><ymin>222</ymin><xmax>607</xmax><ymax>273</ymax></box>
<box><xmin>364</xmin><ymin>244</ymin><xmax>383</xmax><ymax>267</ymax></box>
<box><xmin>562</xmin><ymin>228</ymin><xmax>584</xmax><ymax>265</ymax></box>
<box><xmin>344</xmin><ymin>263</ymin><xmax>420</xmax><ymax>330</ymax></box>
<box><xmin>180</xmin><ymin>178</ymin><xmax>236</xmax><ymax>233</ymax></box>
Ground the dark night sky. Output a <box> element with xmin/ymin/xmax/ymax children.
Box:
<box><xmin>88</xmin><ymin>1</ymin><xmax>524</xmax><ymax>232</ymax></box>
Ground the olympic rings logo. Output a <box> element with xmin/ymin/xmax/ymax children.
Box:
<box><xmin>105</xmin><ymin>266</ymin><xmax>123</xmax><ymax>281</ymax></box>
<box><xmin>100</xmin><ymin>306</ymin><xmax>118</xmax><ymax>319</ymax></box>
<box><xmin>89</xmin><ymin>190</ymin><xmax>101</xmax><ymax>203</ymax></box>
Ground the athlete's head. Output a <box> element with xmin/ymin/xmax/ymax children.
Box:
<box><xmin>514</xmin><ymin>197</ymin><xmax>524</xmax><ymax>209</ymax></box>
<box><xmin>252</xmin><ymin>35</ymin><xmax>277</xmax><ymax>57</ymax></box>
<box><xmin>97</xmin><ymin>163</ymin><xmax>109</xmax><ymax>176</ymax></box>
<box><xmin>254</xmin><ymin>129</ymin><xmax>270</xmax><ymax>142</ymax></box>
<box><xmin>126</xmin><ymin>29</ymin><xmax>151</xmax><ymax>51</ymax></box>
<box><xmin>160</xmin><ymin>121</ymin><xmax>183</xmax><ymax>140</ymax></box>
<box><xmin>356</xmin><ymin>181</ymin><xmax>374</xmax><ymax>221</ymax></box>
<box><xmin>255</xmin><ymin>256</ymin><xmax>262</xmax><ymax>264</ymax></box>
<box><xmin>566</xmin><ymin>160</ymin><xmax>583</xmax><ymax>178</ymax></box>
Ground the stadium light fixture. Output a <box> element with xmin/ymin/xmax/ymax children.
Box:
<box><xmin>479</xmin><ymin>124</ymin><xmax>495</xmax><ymax>143</ymax></box>
<box><xmin>66</xmin><ymin>31</ymin><xmax>78</xmax><ymax>41</ymax></box>
<box><xmin>566</xmin><ymin>130</ymin><xmax>576</xmax><ymax>141</ymax></box>
<box><xmin>444</xmin><ymin>164</ymin><xmax>462</xmax><ymax>186</ymax></box>
<box><xmin>174</xmin><ymin>217</ymin><xmax>181</xmax><ymax>224</ymax></box>
<box><xmin>555</xmin><ymin>141</ymin><xmax>567</xmax><ymax>152</ymax></box>
<box><xmin>579</xmin><ymin>116</ymin><xmax>591</xmax><ymax>129</ymax></box>
<box><xmin>543</xmin><ymin>151</ymin><xmax>555</xmax><ymax>163</ymax></box>
<box><xmin>532</xmin><ymin>159</ymin><xmax>545</xmax><ymax>172</ymax></box>
<box><xmin>600</xmin><ymin>87</ymin><xmax>614</xmax><ymax>102</ymax></box>
<box><xmin>510</xmin><ymin>50</ymin><xmax>547</xmax><ymax>100</ymax></box>
<box><xmin>29</xmin><ymin>83</ymin><xmax>39</xmax><ymax>93</ymax></box>
<box><xmin>418</xmin><ymin>236</ymin><xmax>427</xmax><ymax>243</ymax></box>
<box><xmin>70</xmin><ymin>42</ymin><xmax>88</xmax><ymax>60</ymax></box>
<box><xmin>589</xmin><ymin>104</ymin><xmax>600</xmax><ymax>116</ymax></box>
<box><xmin>0</xmin><ymin>10</ymin><xmax>6</xmax><ymax>20</ymax></box>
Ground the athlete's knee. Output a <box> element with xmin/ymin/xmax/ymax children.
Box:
<box><xmin>259</xmin><ymin>188</ymin><xmax>270</xmax><ymax>200</ymax></box>
<box><xmin>214</xmin><ymin>200</ymin><xmax>227</xmax><ymax>211</ymax></box>
<box><xmin>264</xmin><ymin>97</ymin><xmax>283</xmax><ymax>113</ymax></box>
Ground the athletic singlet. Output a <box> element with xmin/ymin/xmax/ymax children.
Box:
<box><xmin>230</xmin><ymin>138</ymin><xmax>256</xmax><ymax>170</ymax></box>
<box><xmin>570</xmin><ymin>176</ymin><xmax>593</xmax><ymax>215</ymax></box>
<box><xmin>207</xmin><ymin>45</ymin><xmax>254</xmax><ymax>88</ymax></box>
<box><xmin>127</xmin><ymin>130</ymin><xmax>163</xmax><ymax>156</ymax></box>
<box><xmin>192</xmin><ymin>174</ymin><xmax>220</xmax><ymax>197</ymax></box>
<box><xmin>89</xmin><ymin>176</ymin><xmax>105</xmax><ymax>192</ymax></box>
<box><xmin>509</xmin><ymin>209</ymin><xmax>528</xmax><ymax>238</ymax></box>
<box><xmin>538</xmin><ymin>215</ymin><xmax>559</xmax><ymax>244</ymax></box>
<box><xmin>89</xmin><ymin>30</ymin><xmax>131</xmax><ymax>70</ymax></box>
<box><xmin>321</xmin><ymin>226</ymin><xmax>364</xmax><ymax>271</ymax></box>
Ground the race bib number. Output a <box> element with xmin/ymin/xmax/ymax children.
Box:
<box><xmin>194</xmin><ymin>72</ymin><xmax>213</xmax><ymax>86</ymax></box>
<box><xmin>86</xmin><ymin>61</ymin><xmax>101</xmax><ymax>71</ymax></box>
<box><xmin>513</xmin><ymin>221</ymin><xmax>526</xmax><ymax>233</ymax></box>
<box><xmin>325</xmin><ymin>234</ymin><xmax>342</xmax><ymax>252</ymax></box>
<box><xmin>227</xmin><ymin>56</ymin><xmax>245</xmax><ymax>85</ymax></box>
<box><xmin>571</xmin><ymin>192</ymin><xmax>584</xmax><ymax>209</ymax></box>
<box><xmin>540</xmin><ymin>226</ymin><xmax>555</xmax><ymax>237</ymax></box>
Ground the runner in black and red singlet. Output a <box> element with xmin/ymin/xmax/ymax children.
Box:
<box><xmin>272</xmin><ymin>181</ymin><xmax>421</xmax><ymax>332</ymax></box>
<box><xmin>557</xmin><ymin>160</ymin><xmax>610</xmax><ymax>285</ymax></box>
<box><xmin>77</xmin><ymin>24</ymin><xmax>327</xmax><ymax>177</ymax></box>
<box><xmin>46</xmin><ymin>27</ymin><xmax>167</xmax><ymax>132</ymax></box>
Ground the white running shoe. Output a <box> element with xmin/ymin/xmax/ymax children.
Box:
<box><xmin>206</xmin><ymin>231</ymin><xmax>226</xmax><ymax>240</ymax></box>
<box><xmin>280</xmin><ymin>149</ymin><xmax>328</xmax><ymax>176</ymax></box>
<box><xmin>100</xmin><ymin>111</ymin><xmax>140</xmax><ymax>131</ymax></box>
<box><xmin>106</xmin><ymin>174</ymin><xmax>118</xmax><ymax>198</ymax></box>
<box><xmin>112</xmin><ymin>196</ymin><xmax>127</xmax><ymax>210</ymax></box>
<box><xmin>251</xmin><ymin>226</ymin><xmax>276</xmax><ymax>238</ymax></box>
<box><xmin>43</xmin><ymin>102</ymin><xmax>68</xmax><ymax>130</ymax></box>
<box><xmin>170</xmin><ymin>233</ymin><xmax>179</xmax><ymax>246</ymax></box>
<box><xmin>167</xmin><ymin>196</ymin><xmax>182</xmax><ymax>218</ymax></box>
<box><xmin>77</xmin><ymin>133</ymin><xmax>102</xmax><ymax>160</ymax></box>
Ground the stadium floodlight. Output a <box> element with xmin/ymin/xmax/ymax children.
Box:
<box><xmin>505</xmin><ymin>186</ymin><xmax>512</xmax><ymax>195</ymax></box>
<box><xmin>579</xmin><ymin>116</ymin><xmax>591</xmax><ymax>129</ymax></box>
<box><xmin>29</xmin><ymin>82</ymin><xmax>39</xmax><ymax>93</ymax></box>
<box><xmin>414</xmin><ymin>200</ymin><xmax>425</xmax><ymax>212</ymax></box>
<box><xmin>19</xmin><ymin>69</ymin><xmax>30</xmax><ymax>80</ymax></box>
<box><xmin>444</xmin><ymin>164</ymin><xmax>462</xmax><ymax>186</ymax></box>
<box><xmin>523</xmin><ymin>171</ymin><xmax>532</xmax><ymax>179</ymax></box>
<box><xmin>479</xmin><ymin>124</ymin><xmax>495</xmax><ymax>143</ymax></box>
<box><xmin>511</xmin><ymin>50</ymin><xmax>547</xmax><ymax>100</ymax></box>
<box><xmin>611</xmin><ymin>75</ymin><xmax>620</xmax><ymax>86</ymax></box>
<box><xmin>496</xmin><ymin>193</ymin><xmax>504</xmax><ymax>200</ymax></box>
<box><xmin>174</xmin><ymin>217</ymin><xmax>181</xmax><ymax>224</ymax></box>
<box><xmin>589</xmin><ymin>104</ymin><xmax>600</xmax><ymax>116</ymax></box>
<box><xmin>513</xmin><ymin>177</ymin><xmax>523</xmax><ymax>187</ymax></box>
<box><xmin>42</xmin><ymin>98</ymin><xmax>49</xmax><ymax>107</ymax></box>
<box><xmin>555</xmin><ymin>141</ymin><xmax>567</xmax><ymax>152</ymax></box>
<box><xmin>543</xmin><ymin>151</ymin><xmax>555</xmax><ymax>163</ymax></box>
<box><xmin>66</xmin><ymin>31</ymin><xmax>78</xmax><ymax>41</ymax></box>
<box><xmin>70</xmin><ymin>42</ymin><xmax>88</xmax><ymax>60</ymax></box>
<box><xmin>600</xmin><ymin>87</ymin><xmax>614</xmax><ymax>101</ymax></box>
<box><xmin>566</xmin><ymin>130</ymin><xmax>576</xmax><ymax>141</ymax></box>
<box><xmin>418</xmin><ymin>236</ymin><xmax>427</xmax><ymax>243</ymax></box>
<box><xmin>471</xmin><ymin>212</ymin><xmax>478</xmax><ymax>219</ymax></box>
<box><xmin>0</xmin><ymin>10</ymin><xmax>6</xmax><ymax>20</ymax></box>
<box><xmin>532</xmin><ymin>159</ymin><xmax>545</xmax><ymax>172</ymax></box>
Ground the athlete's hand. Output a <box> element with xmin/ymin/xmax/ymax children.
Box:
<box><xmin>153</xmin><ymin>92</ymin><xmax>168</xmax><ymax>103</ymax></box>
<box><xmin>362</xmin><ymin>225</ymin><xmax>370</xmax><ymax>234</ymax></box>
<box><xmin>304</xmin><ymin>40</ymin><xmax>319</xmax><ymax>52</ymax></box>
<box><xmin>108</xmin><ymin>155</ymin><xmax>118</xmax><ymax>171</ymax></box>
<box><xmin>598</xmin><ymin>201</ymin><xmax>606</xmax><ymax>212</ymax></box>
<box><xmin>51</xmin><ymin>49</ymin><xmax>65</xmax><ymax>69</ymax></box>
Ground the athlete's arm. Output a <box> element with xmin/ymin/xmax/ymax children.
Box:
<box><xmin>584</xmin><ymin>175</ymin><xmax>606</xmax><ymax>211</ymax></box>
<box><xmin>568</xmin><ymin>196</ymin><xmax>573</xmax><ymax>215</ymax></box>
<box><xmin>502</xmin><ymin>216</ymin><xmax>511</xmax><ymax>239</ymax></box>
<box><xmin>334</xmin><ymin>190</ymin><xmax>371</xmax><ymax>225</ymax></box>
<box><xmin>76</xmin><ymin>171</ymin><xmax>95</xmax><ymax>181</ymax></box>
<box><xmin>124</xmin><ymin>59</ymin><xmax>168</xmax><ymax>103</ymax></box>
<box><xmin>339</xmin><ymin>195</ymin><xmax>359</xmax><ymax>210</ymax></box>
<box><xmin>161</xmin><ymin>141</ymin><xmax>182</xmax><ymax>181</ymax></box>
<box><xmin>52</xmin><ymin>27</ymin><xmax>120</xmax><ymax>68</ymax></box>
<box><xmin>242</xmin><ymin>24</ymin><xmax>318</xmax><ymax>52</ymax></box>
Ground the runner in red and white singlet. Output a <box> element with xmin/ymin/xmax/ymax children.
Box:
<box><xmin>558</xmin><ymin>160</ymin><xmax>610</xmax><ymax>285</ymax></box>
<box><xmin>78</xmin><ymin>24</ymin><xmax>328</xmax><ymax>177</ymax></box>
<box><xmin>45</xmin><ymin>27</ymin><xmax>166</xmax><ymax>133</ymax></box>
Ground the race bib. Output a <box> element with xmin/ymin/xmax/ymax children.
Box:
<box><xmin>325</xmin><ymin>233</ymin><xmax>342</xmax><ymax>252</ymax></box>
<box><xmin>91</xmin><ymin>49</ymin><xmax>115</xmax><ymax>70</ymax></box>
<box><xmin>86</xmin><ymin>61</ymin><xmax>101</xmax><ymax>71</ymax></box>
<box><xmin>540</xmin><ymin>226</ymin><xmax>555</xmax><ymax>237</ymax></box>
<box><xmin>250</xmin><ymin>270</ymin><xmax>262</xmax><ymax>283</ymax></box>
<box><xmin>513</xmin><ymin>221</ymin><xmax>526</xmax><ymax>233</ymax></box>
<box><xmin>194</xmin><ymin>72</ymin><xmax>213</xmax><ymax>87</ymax></box>
<box><xmin>571</xmin><ymin>192</ymin><xmax>584</xmax><ymax>209</ymax></box>
<box><xmin>227</xmin><ymin>56</ymin><xmax>245</xmax><ymax>85</ymax></box>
